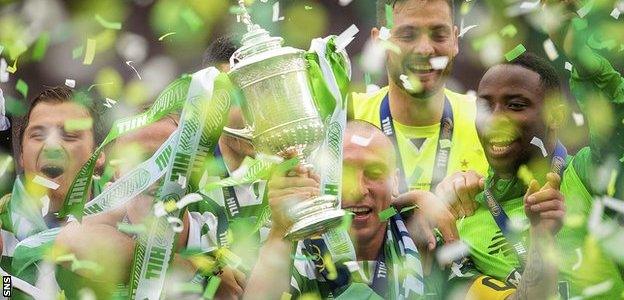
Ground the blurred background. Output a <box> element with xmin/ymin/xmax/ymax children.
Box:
<box><xmin>0</xmin><ymin>0</ymin><xmax>623</xmax><ymax>162</ymax></box>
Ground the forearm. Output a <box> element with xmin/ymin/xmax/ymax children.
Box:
<box><xmin>243</xmin><ymin>232</ymin><xmax>292</xmax><ymax>300</ymax></box>
<box><xmin>508</xmin><ymin>229</ymin><xmax>558</xmax><ymax>300</ymax></box>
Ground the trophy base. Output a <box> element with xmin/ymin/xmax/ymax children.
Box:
<box><xmin>285</xmin><ymin>195</ymin><xmax>346</xmax><ymax>241</ymax></box>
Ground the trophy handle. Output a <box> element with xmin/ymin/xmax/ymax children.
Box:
<box><xmin>222</xmin><ymin>126</ymin><xmax>254</xmax><ymax>142</ymax></box>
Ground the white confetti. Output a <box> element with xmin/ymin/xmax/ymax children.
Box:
<box><xmin>520</xmin><ymin>0</ymin><xmax>540</xmax><ymax>10</ymax></box>
<box><xmin>177</xmin><ymin>175</ymin><xmax>187</xmax><ymax>188</ymax></box>
<box><xmin>272</xmin><ymin>2</ymin><xmax>284</xmax><ymax>22</ymax></box>
<box><xmin>0</xmin><ymin>88</ymin><xmax>9</xmax><ymax>131</ymax></box>
<box><xmin>565</xmin><ymin>61</ymin><xmax>573</xmax><ymax>71</ymax></box>
<box><xmin>361</xmin><ymin>40</ymin><xmax>386</xmax><ymax>74</ymax></box>
<box><xmin>125</xmin><ymin>61</ymin><xmax>142</xmax><ymax>80</ymax></box>
<box><xmin>572</xmin><ymin>248</ymin><xmax>583</xmax><ymax>270</ymax></box>
<box><xmin>33</xmin><ymin>175</ymin><xmax>60</xmax><ymax>190</ymax></box>
<box><xmin>379</xmin><ymin>26</ymin><xmax>391</xmax><ymax>41</ymax></box>
<box><xmin>458</xmin><ymin>18</ymin><xmax>478</xmax><ymax>38</ymax></box>
<box><xmin>577</xmin><ymin>1</ymin><xmax>594</xmax><ymax>18</ymax></box>
<box><xmin>588</xmin><ymin>200</ymin><xmax>610</xmax><ymax>238</ymax></box>
<box><xmin>602</xmin><ymin>196</ymin><xmax>624</xmax><ymax>215</ymax></box>
<box><xmin>0</xmin><ymin>58</ymin><xmax>8</xmax><ymax>83</ymax></box>
<box><xmin>34</xmin><ymin>262</ymin><xmax>57</xmax><ymax>299</ymax></box>
<box><xmin>466</xmin><ymin>90</ymin><xmax>477</xmax><ymax>100</ymax></box>
<box><xmin>611</xmin><ymin>7</ymin><xmax>621</xmax><ymax>19</ymax></box>
<box><xmin>176</xmin><ymin>193</ymin><xmax>203</xmax><ymax>210</ymax></box>
<box><xmin>338</xmin><ymin>0</ymin><xmax>353</xmax><ymax>6</ymax></box>
<box><xmin>103</xmin><ymin>97</ymin><xmax>117</xmax><ymax>108</ymax></box>
<box><xmin>167</xmin><ymin>216</ymin><xmax>184</xmax><ymax>233</ymax></box>
<box><xmin>40</xmin><ymin>195</ymin><xmax>50</xmax><ymax>216</ymax></box>
<box><xmin>0</xmin><ymin>45</ymin><xmax>3</xmax><ymax>55</ymax></box>
<box><xmin>366</xmin><ymin>84</ymin><xmax>381</xmax><ymax>93</ymax></box>
<box><xmin>582</xmin><ymin>280</ymin><xmax>613</xmax><ymax>297</ymax></box>
<box><xmin>436</xmin><ymin>241</ymin><xmax>470</xmax><ymax>265</ymax></box>
<box><xmin>0</xmin><ymin>156</ymin><xmax>12</xmax><ymax>177</ymax></box>
<box><xmin>335</xmin><ymin>24</ymin><xmax>359</xmax><ymax>51</ymax></box>
<box><xmin>543</xmin><ymin>39</ymin><xmax>559</xmax><ymax>61</ymax></box>
<box><xmin>572</xmin><ymin>112</ymin><xmax>585</xmax><ymax>126</ymax></box>
<box><xmin>153</xmin><ymin>202</ymin><xmax>167</xmax><ymax>217</ymax></box>
<box><xmin>429</xmin><ymin>56</ymin><xmax>449</xmax><ymax>70</ymax></box>
<box><xmin>350</xmin><ymin>134</ymin><xmax>373</xmax><ymax>147</ymax></box>
<box><xmin>64</xmin><ymin>79</ymin><xmax>76</xmax><ymax>88</ymax></box>
<box><xmin>530</xmin><ymin>137</ymin><xmax>548</xmax><ymax>157</ymax></box>
<box><xmin>400</xmin><ymin>74</ymin><xmax>415</xmax><ymax>91</ymax></box>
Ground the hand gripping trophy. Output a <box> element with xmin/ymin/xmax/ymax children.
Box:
<box><xmin>223</xmin><ymin>0</ymin><xmax>347</xmax><ymax>240</ymax></box>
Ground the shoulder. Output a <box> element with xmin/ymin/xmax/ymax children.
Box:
<box><xmin>350</xmin><ymin>86</ymin><xmax>389</xmax><ymax>125</ymax></box>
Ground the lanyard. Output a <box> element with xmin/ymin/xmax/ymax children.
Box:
<box><xmin>483</xmin><ymin>141</ymin><xmax>568</xmax><ymax>268</ymax></box>
<box><xmin>379</xmin><ymin>94</ymin><xmax>454</xmax><ymax>192</ymax></box>
<box><xmin>214</xmin><ymin>145</ymin><xmax>241</xmax><ymax>220</ymax></box>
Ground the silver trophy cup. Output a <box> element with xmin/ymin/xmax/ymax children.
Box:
<box><xmin>223</xmin><ymin>2</ymin><xmax>345</xmax><ymax>240</ymax></box>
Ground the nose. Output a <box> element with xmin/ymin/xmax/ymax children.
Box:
<box><xmin>342</xmin><ymin>170</ymin><xmax>368</xmax><ymax>204</ymax></box>
<box><xmin>41</xmin><ymin>140</ymin><xmax>64</xmax><ymax>160</ymax></box>
<box><xmin>413</xmin><ymin>33</ymin><xmax>435</xmax><ymax>57</ymax></box>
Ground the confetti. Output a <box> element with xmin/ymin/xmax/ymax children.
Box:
<box><xmin>83</xmin><ymin>39</ymin><xmax>96</xmax><ymax>65</ymax></box>
<box><xmin>361</xmin><ymin>40</ymin><xmax>386</xmax><ymax>74</ymax></box>
<box><xmin>399</xmin><ymin>205</ymin><xmax>418</xmax><ymax>214</ymax></box>
<box><xmin>379</xmin><ymin>26</ymin><xmax>391</xmax><ymax>41</ymax></box>
<box><xmin>6</xmin><ymin>58</ymin><xmax>18</xmax><ymax>74</ymax></box>
<box><xmin>33</xmin><ymin>175</ymin><xmax>60</xmax><ymax>190</ymax></box>
<box><xmin>72</xmin><ymin>45</ymin><xmax>84</xmax><ymax>59</ymax></box>
<box><xmin>576</xmin><ymin>1</ymin><xmax>593</xmax><ymax>18</ymax></box>
<box><xmin>167</xmin><ymin>216</ymin><xmax>184</xmax><ymax>233</ymax></box>
<box><xmin>436</xmin><ymin>241</ymin><xmax>470</xmax><ymax>265</ymax></box>
<box><xmin>125</xmin><ymin>61</ymin><xmax>142</xmax><ymax>80</ymax></box>
<box><xmin>281</xmin><ymin>292</ymin><xmax>293</xmax><ymax>300</ymax></box>
<box><xmin>103</xmin><ymin>97</ymin><xmax>117</xmax><ymax>108</ymax></box>
<box><xmin>87</xmin><ymin>82</ymin><xmax>113</xmax><ymax>91</ymax></box>
<box><xmin>572</xmin><ymin>248</ymin><xmax>583</xmax><ymax>270</ymax></box>
<box><xmin>611</xmin><ymin>7</ymin><xmax>621</xmax><ymax>19</ymax></box>
<box><xmin>304</xmin><ymin>5</ymin><xmax>313</xmax><ymax>10</ymax></box>
<box><xmin>0</xmin><ymin>45</ymin><xmax>3</xmax><ymax>55</ymax></box>
<box><xmin>0</xmin><ymin>59</ymin><xmax>8</xmax><ymax>83</ymax></box>
<box><xmin>0</xmin><ymin>156</ymin><xmax>13</xmax><ymax>178</ymax></box>
<box><xmin>64</xmin><ymin>118</ymin><xmax>93</xmax><ymax>131</ymax></box>
<box><xmin>572</xmin><ymin>17</ymin><xmax>588</xmax><ymax>31</ymax></box>
<box><xmin>32</xmin><ymin>33</ymin><xmax>50</xmax><ymax>61</ymax></box>
<box><xmin>65</xmin><ymin>79</ymin><xmax>76</xmax><ymax>88</ymax></box>
<box><xmin>158</xmin><ymin>32</ymin><xmax>176</xmax><ymax>41</ymax></box>
<box><xmin>338</xmin><ymin>0</ymin><xmax>353</xmax><ymax>6</ymax></box>
<box><xmin>400</xmin><ymin>74</ymin><xmax>422</xmax><ymax>92</ymax></box>
<box><xmin>530</xmin><ymin>137</ymin><xmax>548</xmax><ymax>157</ymax></box>
<box><xmin>458</xmin><ymin>18</ymin><xmax>478</xmax><ymax>38</ymax></box>
<box><xmin>572</xmin><ymin>112</ymin><xmax>584</xmax><ymax>126</ymax></box>
<box><xmin>519</xmin><ymin>0</ymin><xmax>540</xmax><ymax>10</ymax></box>
<box><xmin>16</xmin><ymin>79</ymin><xmax>28</xmax><ymax>98</ymax></box>
<box><xmin>117</xmin><ymin>223</ymin><xmax>147</xmax><ymax>234</ymax></box>
<box><xmin>379</xmin><ymin>206</ymin><xmax>398</xmax><ymax>221</ymax></box>
<box><xmin>350</xmin><ymin>134</ymin><xmax>373</xmax><ymax>147</ymax></box>
<box><xmin>429</xmin><ymin>56</ymin><xmax>449</xmax><ymax>70</ymax></box>
<box><xmin>366</xmin><ymin>84</ymin><xmax>381</xmax><ymax>93</ymax></box>
<box><xmin>272</xmin><ymin>2</ymin><xmax>284</xmax><ymax>22</ymax></box>
<box><xmin>543</xmin><ymin>39</ymin><xmax>559</xmax><ymax>61</ymax></box>
<box><xmin>176</xmin><ymin>193</ymin><xmax>203</xmax><ymax>210</ymax></box>
<box><xmin>385</xmin><ymin>4</ymin><xmax>394</xmax><ymax>29</ymax></box>
<box><xmin>499</xmin><ymin>24</ymin><xmax>517</xmax><ymax>37</ymax></box>
<box><xmin>565</xmin><ymin>61</ymin><xmax>573</xmax><ymax>71</ymax></box>
<box><xmin>335</xmin><ymin>24</ymin><xmax>359</xmax><ymax>52</ymax></box>
<box><xmin>602</xmin><ymin>197</ymin><xmax>624</xmax><ymax>215</ymax></box>
<box><xmin>40</xmin><ymin>195</ymin><xmax>50</xmax><ymax>216</ymax></box>
<box><xmin>323</xmin><ymin>253</ymin><xmax>338</xmax><ymax>280</ymax></box>
<box><xmin>177</xmin><ymin>175</ymin><xmax>187</xmax><ymax>188</ymax></box>
<box><xmin>181</xmin><ymin>8</ymin><xmax>204</xmax><ymax>31</ymax></box>
<box><xmin>582</xmin><ymin>280</ymin><xmax>614</xmax><ymax>297</ymax></box>
<box><xmin>504</xmin><ymin>44</ymin><xmax>526</xmax><ymax>62</ymax></box>
<box><xmin>95</xmin><ymin>14</ymin><xmax>122</xmax><ymax>30</ymax></box>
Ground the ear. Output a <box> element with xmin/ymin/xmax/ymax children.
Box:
<box><xmin>18</xmin><ymin>150</ymin><xmax>24</xmax><ymax>169</ymax></box>
<box><xmin>95</xmin><ymin>151</ymin><xmax>106</xmax><ymax>172</ymax></box>
<box><xmin>451</xmin><ymin>25</ymin><xmax>459</xmax><ymax>57</ymax></box>
<box><xmin>371</xmin><ymin>27</ymin><xmax>380</xmax><ymax>42</ymax></box>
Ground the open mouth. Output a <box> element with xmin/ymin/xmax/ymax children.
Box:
<box><xmin>40</xmin><ymin>165</ymin><xmax>65</xmax><ymax>179</ymax></box>
<box><xmin>409</xmin><ymin>64</ymin><xmax>434</xmax><ymax>74</ymax></box>
<box><xmin>488</xmin><ymin>136</ymin><xmax>518</xmax><ymax>157</ymax></box>
<box><xmin>344</xmin><ymin>206</ymin><xmax>373</xmax><ymax>220</ymax></box>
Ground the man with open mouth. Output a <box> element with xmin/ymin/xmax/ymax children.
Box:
<box><xmin>245</xmin><ymin>120</ymin><xmax>437</xmax><ymax>299</ymax></box>
<box><xmin>447</xmin><ymin>50</ymin><xmax>624</xmax><ymax>299</ymax></box>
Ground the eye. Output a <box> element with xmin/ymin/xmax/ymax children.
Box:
<box><xmin>364</xmin><ymin>166</ymin><xmax>386</xmax><ymax>180</ymax></box>
<box><xmin>28</xmin><ymin>131</ymin><xmax>45</xmax><ymax>141</ymax></box>
<box><xmin>62</xmin><ymin>132</ymin><xmax>80</xmax><ymax>141</ymax></box>
<box><xmin>507</xmin><ymin>100</ymin><xmax>528</xmax><ymax>111</ymax></box>
<box><xmin>430</xmin><ymin>30</ymin><xmax>449</xmax><ymax>42</ymax></box>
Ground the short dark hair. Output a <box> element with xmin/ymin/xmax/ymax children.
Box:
<box><xmin>505</xmin><ymin>52</ymin><xmax>561</xmax><ymax>94</ymax></box>
<box><xmin>376</xmin><ymin>0</ymin><xmax>455</xmax><ymax>27</ymax></box>
<box><xmin>202</xmin><ymin>35</ymin><xmax>239</xmax><ymax>68</ymax></box>
<box><xmin>19</xmin><ymin>86</ymin><xmax>102</xmax><ymax>148</ymax></box>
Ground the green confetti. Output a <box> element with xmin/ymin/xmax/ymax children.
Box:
<box><xmin>181</xmin><ymin>8</ymin><xmax>204</xmax><ymax>31</ymax></box>
<box><xmin>176</xmin><ymin>283</ymin><xmax>204</xmax><ymax>294</ymax></box>
<box><xmin>619</xmin><ymin>155</ymin><xmax>624</xmax><ymax>163</ymax></box>
<box><xmin>64</xmin><ymin>118</ymin><xmax>93</xmax><ymax>132</ymax></box>
<box><xmin>385</xmin><ymin>4</ymin><xmax>394</xmax><ymax>29</ymax></box>
<box><xmin>116</xmin><ymin>222</ymin><xmax>146</xmax><ymax>234</ymax></box>
<box><xmin>572</xmin><ymin>18</ymin><xmax>588</xmax><ymax>31</ymax></box>
<box><xmin>15</xmin><ymin>79</ymin><xmax>28</xmax><ymax>98</ymax></box>
<box><xmin>0</xmin><ymin>45</ymin><xmax>4</xmax><ymax>55</ymax></box>
<box><xmin>5</xmin><ymin>96</ymin><xmax>27</xmax><ymax>116</ymax></box>
<box><xmin>499</xmin><ymin>24</ymin><xmax>517</xmax><ymax>37</ymax></box>
<box><xmin>95</xmin><ymin>14</ymin><xmax>122</xmax><ymax>30</ymax></box>
<box><xmin>323</xmin><ymin>253</ymin><xmax>337</xmax><ymax>280</ymax></box>
<box><xmin>228</xmin><ymin>5</ymin><xmax>246</xmax><ymax>15</ymax></box>
<box><xmin>203</xmin><ymin>276</ymin><xmax>221</xmax><ymax>299</ymax></box>
<box><xmin>504</xmin><ymin>44</ymin><xmax>526</xmax><ymax>62</ymax></box>
<box><xmin>32</xmin><ymin>32</ymin><xmax>50</xmax><ymax>61</ymax></box>
<box><xmin>400</xmin><ymin>205</ymin><xmax>419</xmax><ymax>214</ymax></box>
<box><xmin>364</xmin><ymin>73</ymin><xmax>371</xmax><ymax>86</ymax></box>
<box><xmin>83</xmin><ymin>39</ymin><xmax>96</xmax><ymax>65</ymax></box>
<box><xmin>379</xmin><ymin>206</ymin><xmax>398</xmax><ymax>221</ymax></box>
<box><xmin>281</xmin><ymin>292</ymin><xmax>293</xmax><ymax>300</ymax></box>
<box><xmin>72</xmin><ymin>45</ymin><xmax>84</xmax><ymax>59</ymax></box>
<box><xmin>339</xmin><ymin>212</ymin><xmax>354</xmax><ymax>232</ymax></box>
<box><xmin>304</xmin><ymin>5</ymin><xmax>313</xmax><ymax>10</ymax></box>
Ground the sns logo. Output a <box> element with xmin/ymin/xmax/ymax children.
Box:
<box><xmin>2</xmin><ymin>275</ymin><xmax>11</xmax><ymax>297</ymax></box>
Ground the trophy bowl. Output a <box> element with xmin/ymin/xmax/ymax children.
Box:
<box><xmin>225</xmin><ymin>22</ymin><xmax>345</xmax><ymax>240</ymax></box>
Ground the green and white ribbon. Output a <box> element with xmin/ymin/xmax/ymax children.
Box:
<box><xmin>129</xmin><ymin>67</ymin><xmax>230</xmax><ymax>299</ymax></box>
<box><xmin>9</xmin><ymin>177</ymin><xmax>48</xmax><ymax>240</ymax></box>
<box><xmin>59</xmin><ymin>76</ymin><xmax>192</xmax><ymax>219</ymax></box>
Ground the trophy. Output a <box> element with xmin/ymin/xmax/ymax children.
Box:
<box><xmin>223</xmin><ymin>0</ymin><xmax>345</xmax><ymax>240</ymax></box>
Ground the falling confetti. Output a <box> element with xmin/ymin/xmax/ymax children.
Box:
<box><xmin>530</xmin><ymin>137</ymin><xmax>548</xmax><ymax>157</ymax></box>
<box><xmin>126</xmin><ymin>60</ymin><xmax>142</xmax><ymax>80</ymax></box>
<box><xmin>335</xmin><ymin>24</ymin><xmax>359</xmax><ymax>51</ymax></box>
<box><xmin>158</xmin><ymin>32</ymin><xmax>176</xmax><ymax>41</ymax></box>
<box><xmin>350</xmin><ymin>134</ymin><xmax>373</xmax><ymax>147</ymax></box>
<box><xmin>577</xmin><ymin>1</ymin><xmax>594</xmax><ymax>18</ymax></box>
<box><xmin>338</xmin><ymin>0</ymin><xmax>353</xmax><ymax>6</ymax></box>
<box><xmin>379</xmin><ymin>26</ymin><xmax>391</xmax><ymax>41</ymax></box>
<box><xmin>95</xmin><ymin>14</ymin><xmax>122</xmax><ymax>30</ymax></box>
<box><xmin>64</xmin><ymin>118</ymin><xmax>94</xmax><ymax>131</ymax></box>
<box><xmin>572</xmin><ymin>248</ymin><xmax>583</xmax><ymax>270</ymax></box>
<box><xmin>379</xmin><ymin>206</ymin><xmax>398</xmax><ymax>221</ymax></box>
<box><xmin>572</xmin><ymin>112</ymin><xmax>585</xmax><ymax>126</ymax></box>
<box><xmin>385</xmin><ymin>4</ymin><xmax>394</xmax><ymax>29</ymax></box>
<box><xmin>0</xmin><ymin>59</ymin><xmax>8</xmax><ymax>83</ymax></box>
<box><xmin>436</xmin><ymin>241</ymin><xmax>470</xmax><ymax>265</ymax></box>
<box><xmin>499</xmin><ymin>24</ymin><xmax>518</xmax><ymax>37</ymax></box>
<box><xmin>65</xmin><ymin>79</ymin><xmax>76</xmax><ymax>88</ymax></box>
<box><xmin>32</xmin><ymin>33</ymin><xmax>50</xmax><ymax>61</ymax></box>
<box><xmin>16</xmin><ymin>79</ymin><xmax>28</xmax><ymax>98</ymax></box>
<box><xmin>458</xmin><ymin>18</ymin><xmax>478</xmax><ymax>38</ymax></box>
<box><xmin>40</xmin><ymin>195</ymin><xmax>50</xmax><ymax>216</ymax></box>
<box><xmin>565</xmin><ymin>61</ymin><xmax>573</xmax><ymax>71</ymax></box>
<box><xmin>33</xmin><ymin>175</ymin><xmax>60</xmax><ymax>190</ymax></box>
<box><xmin>83</xmin><ymin>39</ymin><xmax>96</xmax><ymax>65</ymax></box>
<box><xmin>0</xmin><ymin>156</ymin><xmax>13</xmax><ymax>178</ymax></box>
<box><xmin>611</xmin><ymin>7</ymin><xmax>621</xmax><ymax>19</ymax></box>
<box><xmin>504</xmin><ymin>44</ymin><xmax>526</xmax><ymax>62</ymax></box>
<box><xmin>272</xmin><ymin>2</ymin><xmax>284</xmax><ymax>22</ymax></box>
<box><xmin>543</xmin><ymin>39</ymin><xmax>559</xmax><ymax>61</ymax></box>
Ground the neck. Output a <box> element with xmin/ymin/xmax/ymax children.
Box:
<box><xmin>218</xmin><ymin>137</ymin><xmax>246</xmax><ymax>171</ymax></box>
<box><xmin>388</xmin><ymin>79</ymin><xmax>446</xmax><ymax>127</ymax></box>
<box><xmin>355</xmin><ymin>224</ymin><xmax>386</xmax><ymax>261</ymax></box>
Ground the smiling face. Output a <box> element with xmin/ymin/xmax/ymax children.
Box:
<box><xmin>376</xmin><ymin>0</ymin><xmax>458</xmax><ymax>98</ymax></box>
<box><xmin>476</xmin><ymin>64</ymin><xmax>551</xmax><ymax>176</ymax></box>
<box><xmin>20</xmin><ymin>101</ymin><xmax>99</xmax><ymax>210</ymax></box>
<box><xmin>342</xmin><ymin>123</ymin><xmax>398</xmax><ymax>244</ymax></box>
